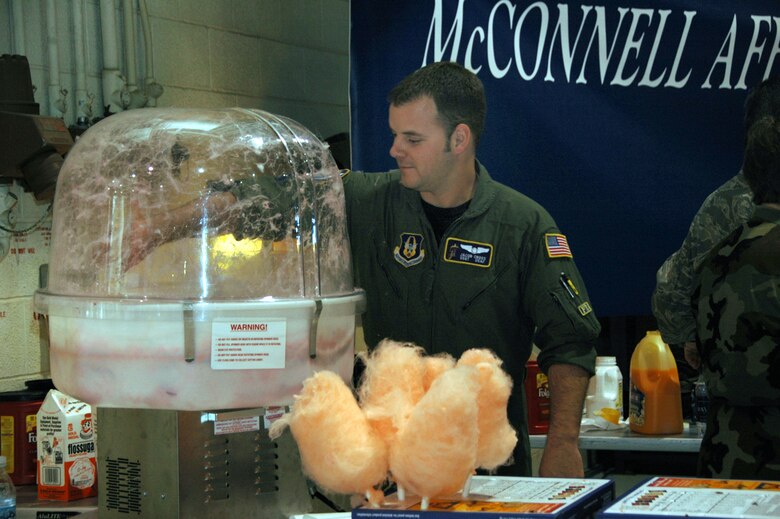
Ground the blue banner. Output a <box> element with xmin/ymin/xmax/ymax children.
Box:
<box><xmin>350</xmin><ymin>0</ymin><xmax>780</xmax><ymax>316</ymax></box>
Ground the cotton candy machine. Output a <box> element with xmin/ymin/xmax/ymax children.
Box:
<box><xmin>35</xmin><ymin>107</ymin><xmax>364</xmax><ymax>411</ymax></box>
<box><xmin>33</xmin><ymin>108</ymin><xmax>362</xmax><ymax>518</ymax></box>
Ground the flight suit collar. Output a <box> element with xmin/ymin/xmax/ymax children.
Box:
<box><xmin>398</xmin><ymin>159</ymin><xmax>499</xmax><ymax>217</ymax></box>
<box><xmin>464</xmin><ymin>160</ymin><xmax>499</xmax><ymax>218</ymax></box>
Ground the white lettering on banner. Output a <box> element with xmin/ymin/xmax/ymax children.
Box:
<box><xmin>703</xmin><ymin>15</ymin><xmax>780</xmax><ymax>89</ymax></box>
<box><xmin>423</xmin><ymin>0</ymin><xmax>780</xmax><ymax>90</ymax></box>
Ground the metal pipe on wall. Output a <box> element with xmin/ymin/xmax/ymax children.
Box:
<box><xmin>11</xmin><ymin>0</ymin><xmax>26</xmax><ymax>55</ymax></box>
<box><xmin>72</xmin><ymin>0</ymin><xmax>90</xmax><ymax>121</ymax></box>
<box><xmin>122</xmin><ymin>0</ymin><xmax>138</xmax><ymax>90</ymax></box>
<box><xmin>122</xmin><ymin>0</ymin><xmax>146</xmax><ymax>108</ymax></box>
<box><xmin>100</xmin><ymin>0</ymin><xmax>126</xmax><ymax>113</ymax></box>
<box><xmin>139</xmin><ymin>0</ymin><xmax>162</xmax><ymax>106</ymax></box>
<box><xmin>45</xmin><ymin>0</ymin><xmax>66</xmax><ymax>117</ymax></box>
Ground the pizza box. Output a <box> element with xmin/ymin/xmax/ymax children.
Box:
<box><xmin>353</xmin><ymin>475</ymin><xmax>614</xmax><ymax>518</ymax></box>
<box><xmin>597</xmin><ymin>476</ymin><xmax>780</xmax><ymax>518</ymax></box>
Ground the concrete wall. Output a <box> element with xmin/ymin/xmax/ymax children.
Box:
<box><xmin>0</xmin><ymin>0</ymin><xmax>350</xmax><ymax>392</ymax></box>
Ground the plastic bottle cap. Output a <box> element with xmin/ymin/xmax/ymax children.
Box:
<box><xmin>595</xmin><ymin>356</ymin><xmax>617</xmax><ymax>365</ymax></box>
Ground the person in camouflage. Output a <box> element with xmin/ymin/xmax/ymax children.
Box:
<box><xmin>652</xmin><ymin>174</ymin><xmax>753</xmax><ymax>353</ymax></box>
<box><xmin>652</xmin><ymin>174</ymin><xmax>753</xmax><ymax>407</ymax></box>
<box><xmin>652</xmin><ymin>77</ymin><xmax>780</xmax><ymax>368</ymax></box>
<box><xmin>691</xmin><ymin>115</ymin><xmax>780</xmax><ymax>480</ymax></box>
<box><xmin>653</xmin><ymin>78</ymin><xmax>780</xmax><ymax>418</ymax></box>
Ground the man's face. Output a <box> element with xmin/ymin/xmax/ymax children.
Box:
<box><xmin>389</xmin><ymin>96</ymin><xmax>456</xmax><ymax>195</ymax></box>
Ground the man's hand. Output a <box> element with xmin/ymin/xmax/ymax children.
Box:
<box><xmin>683</xmin><ymin>341</ymin><xmax>701</xmax><ymax>370</ymax></box>
<box><xmin>539</xmin><ymin>363</ymin><xmax>589</xmax><ymax>477</ymax></box>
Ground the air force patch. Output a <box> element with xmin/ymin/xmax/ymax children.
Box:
<box><xmin>394</xmin><ymin>233</ymin><xmax>425</xmax><ymax>267</ymax></box>
<box><xmin>443</xmin><ymin>237</ymin><xmax>493</xmax><ymax>268</ymax></box>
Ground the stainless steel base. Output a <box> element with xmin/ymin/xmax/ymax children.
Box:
<box><xmin>97</xmin><ymin>407</ymin><xmax>315</xmax><ymax>518</ymax></box>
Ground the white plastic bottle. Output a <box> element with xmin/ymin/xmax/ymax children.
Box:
<box><xmin>0</xmin><ymin>455</ymin><xmax>16</xmax><ymax>519</ymax></box>
<box><xmin>691</xmin><ymin>376</ymin><xmax>709</xmax><ymax>437</ymax></box>
<box><xmin>585</xmin><ymin>356</ymin><xmax>623</xmax><ymax>423</ymax></box>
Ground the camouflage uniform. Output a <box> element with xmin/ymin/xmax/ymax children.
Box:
<box><xmin>692</xmin><ymin>204</ymin><xmax>780</xmax><ymax>479</ymax></box>
<box><xmin>653</xmin><ymin>173</ymin><xmax>754</xmax><ymax>344</ymax></box>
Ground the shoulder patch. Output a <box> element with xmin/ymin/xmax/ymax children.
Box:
<box><xmin>545</xmin><ymin>233</ymin><xmax>573</xmax><ymax>258</ymax></box>
<box><xmin>443</xmin><ymin>237</ymin><xmax>493</xmax><ymax>268</ymax></box>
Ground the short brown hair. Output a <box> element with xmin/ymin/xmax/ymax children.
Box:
<box><xmin>388</xmin><ymin>61</ymin><xmax>486</xmax><ymax>148</ymax></box>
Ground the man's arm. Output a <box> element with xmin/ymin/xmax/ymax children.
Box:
<box><xmin>652</xmin><ymin>243</ymin><xmax>697</xmax><ymax>345</ymax></box>
<box><xmin>538</xmin><ymin>363</ymin><xmax>589</xmax><ymax>477</ymax></box>
<box><xmin>652</xmin><ymin>174</ymin><xmax>754</xmax><ymax>346</ymax></box>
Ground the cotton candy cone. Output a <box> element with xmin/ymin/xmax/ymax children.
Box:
<box><xmin>457</xmin><ymin>349</ymin><xmax>517</xmax><ymax>471</ymax></box>
<box><xmin>389</xmin><ymin>365</ymin><xmax>480</xmax><ymax>499</ymax></box>
<box><xmin>287</xmin><ymin>371</ymin><xmax>388</xmax><ymax>495</ymax></box>
<box><xmin>358</xmin><ymin>340</ymin><xmax>428</xmax><ymax>446</ymax></box>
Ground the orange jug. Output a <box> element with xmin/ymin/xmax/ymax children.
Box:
<box><xmin>628</xmin><ymin>331</ymin><xmax>683</xmax><ymax>434</ymax></box>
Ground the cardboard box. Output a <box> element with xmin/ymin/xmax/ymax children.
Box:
<box><xmin>598</xmin><ymin>476</ymin><xmax>780</xmax><ymax>518</ymax></box>
<box><xmin>36</xmin><ymin>389</ymin><xmax>97</xmax><ymax>501</ymax></box>
<box><xmin>353</xmin><ymin>476</ymin><xmax>614</xmax><ymax>518</ymax></box>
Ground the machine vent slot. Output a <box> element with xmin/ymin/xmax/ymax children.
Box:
<box><xmin>105</xmin><ymin>457</ymin><xmax>142</xmax><ymax>514</ymax></box>
<box><xmin>253</xmin><ymin>432</ymin><xmax>279</xmax><ymax>494</ymax></box>
<box><xmin>203</xmin><ymin>437</ymin><xmax>230</xmax><ymax>502</ymax></box>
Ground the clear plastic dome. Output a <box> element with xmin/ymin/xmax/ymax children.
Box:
<box><xmin>44</xmin><ymin>107</ymin><xmax>353</xmax><ymax>300</ymax></box>
<box><xmin>35</xmin><ymin>108</ymin><xmax>364</xmax><ymax>410</ymax></box>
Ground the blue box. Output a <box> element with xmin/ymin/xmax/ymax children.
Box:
<box><xmin>598</xmin><ymin>476</ymin><xmax>780</xmax><ymax>518</ymax></box>
<box><xmin>352</xmin><ymin>475</ymin><xmax>614</xmax><ymax>518</ymax></box>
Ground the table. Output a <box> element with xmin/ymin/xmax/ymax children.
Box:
<box><xmin>530</xmin><ymin>424</ymin><xmax>703</xmax><ymax>453</ymax></box>
<box><xmin>532</xmin><ymin>425</ymin><xmax>704</xmax><ymax>484</ymax></box>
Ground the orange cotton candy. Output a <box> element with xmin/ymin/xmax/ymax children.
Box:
<box><xmin>358</xmin><ymin>340</ymin><xmax>428</xmax><ymax>446</ymax></box>
<box><xmin>389</xmin><ymin>365</ymin><xmax>480</xmax><ymax>499</ymax></box>
<box><xmin>422</xmin><ymin>353</ymin><xmax>456</xmax><ymax>391</ymax></box>
<box><xmin>281</xmin><ymin>371</ymin><xmax>388</xmax><ymax>495</ymax></box>
<box><xmin>457</xmin><ymin>349</ymin><xmax>517</xmax><ymax>471</ymax></box>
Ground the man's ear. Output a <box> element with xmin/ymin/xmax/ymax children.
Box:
<box><xmin>451</xmin><ymin>123</ymin><xmax>472</xmax><ymax>154</ymax></box>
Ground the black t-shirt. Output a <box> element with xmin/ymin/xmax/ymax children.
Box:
<box><xmin>421</xmin><ymin>198</ymin><xmax>470</xmax><ymax>244</ymax></box>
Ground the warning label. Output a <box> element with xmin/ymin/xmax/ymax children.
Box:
<box><xmin>211</xmin><ymin>319</ymin><xmax>287</xmax><ymax>370</ymax></box>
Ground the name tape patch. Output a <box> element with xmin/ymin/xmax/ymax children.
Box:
<box><xmin>443</xmin><ymin>237</ymin><xmax>493</xmax><ymax>268</ymax></box>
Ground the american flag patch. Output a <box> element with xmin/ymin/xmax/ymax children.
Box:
<box><xmin>545</xmin><ymin>233</ymin><xmax>573</xmax><ymax>258</ymax></box>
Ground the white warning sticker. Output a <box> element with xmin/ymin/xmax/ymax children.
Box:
<box><xmin>211</xmin><ymin>319</ymin><xmax>286</xmax><ymax>370</ymax></box>
<box><xmin>214</xmin><ymin>416</ymin><xmax>261</xmax><ymax>435</ymax></box>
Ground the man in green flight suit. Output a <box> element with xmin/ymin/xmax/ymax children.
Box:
<box><xmin>339</xmin><ymin>61</ymin><xmax>600</xmax><ymax>477</ymax></box>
